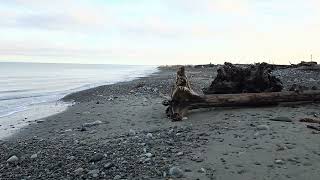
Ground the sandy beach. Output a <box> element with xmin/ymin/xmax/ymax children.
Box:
<box><xmin>1</xmin><ymin>65</ymin><xmax>320</xmax><ymax>180</ymax></box>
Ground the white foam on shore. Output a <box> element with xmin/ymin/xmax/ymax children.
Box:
<box><xmin>0</xmin><ymin>101</ymin><xmax>70</xmax><ymax>140</ymax></box>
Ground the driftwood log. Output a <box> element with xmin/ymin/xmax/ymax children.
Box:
<box><xmin>203</xmin><ymin>62</ymin><xmax>283</xmax><ymax>94</ymax></box>
<box><xmin>163</xmin><ymin>66</ymin><xmax>320</xmax><ymax>121</ymax></box>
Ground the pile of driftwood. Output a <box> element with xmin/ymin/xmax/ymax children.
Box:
<box><xmin>163</xmin><ymin>63</ymin><xmax>320</xmax><ymax>121</ymax></box>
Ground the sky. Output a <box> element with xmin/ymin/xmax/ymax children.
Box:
<box><xmin>0</xmin><ymin>0</ymin><xmax>319</xmax><ymax>65</ymax></box>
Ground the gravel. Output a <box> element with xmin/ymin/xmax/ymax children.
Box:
<box><xmin>0</xmin><ymin>126</ymin><xmax>207</xmax><ymax>179</ymax></box>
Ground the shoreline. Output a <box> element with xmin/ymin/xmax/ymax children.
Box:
<box><xmin>0</xmin><ymin>66</ymin><xmax>159</xmax><ymax>140</ymax></box>
<box><xmin>1</xmin><ymin>65</ymin><xmax>320</xmax><ymax>179</ymax></box>
<box><xmin>0</xmin><ymin>101</ymin><xmax>71</xmax><ymax>140</ymax></box>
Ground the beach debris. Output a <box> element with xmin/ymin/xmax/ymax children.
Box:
<box><xmin>203</xmin><ymin>62</ymin><xmax>283</xmax><ymax>94</ymax></box>
<box><xmin>306</xmin><ymin>125</ymin><xmax>320</xmax><ymax>131</ymax></box>
<box><xmin>297</xmin><ymin>61</ymin><xmax>317</xmax><ymax>67</ymax></box>
<box><xmin>299</xmin><ymin>118</ymin><xmax>320</xmax><ymax>124</ymax></box>
<box><xmin>299</xmin><ymin>118</ymin><xmax>320</xmax><ymax>131</ymax></box>
<box><xmin>269</xmin><ymin>116</ymin><xmax>293</xmax><ymax>122</ymax></box>
<box><xmin>163</xmin><ymin>65</ymin><xmax>320</xmax><ymax>121</ymax></box>
<box><xmin>7</xmin><ymin>155</ymin><xmax>19</xmax><ymax>163</ymax></box>
<box><xmin>36</xmin><ymin>120</ymin><xmax>45</xmax><ymax>123</ymax></box>
<box><xmin>169</xmin><ymin>166</ymin><xmax>184</xmax><ymax>178</ymax></box>
<box><xmin>82</xmin><ymin>120</ymin><xmax>103</xmax><ymax>128</ymax></box>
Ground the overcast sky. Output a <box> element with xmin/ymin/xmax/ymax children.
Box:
<box><xmin>0</xmin><ymin>0</ymin><xmax>319</xmax><ymax>65</ymax></box>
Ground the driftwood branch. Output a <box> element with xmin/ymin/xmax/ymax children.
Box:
<box><xmin>299</xmin><ymin>118</ymin><xmax>320</xmax><ymax>124</ymax></box>
<box><xmin>163</xmin><ymin>65</ymin><xmax>320</xmax><ymax>121</ymax></box>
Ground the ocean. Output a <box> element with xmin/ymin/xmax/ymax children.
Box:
<box><xmin>0</xmin><ymin>62</ymin><xmax>157</xmax><ymax>118</ymax></box>
<box><xmin>0</xmin><ymin>62</ymin><xmax>157</xmax><ymax>138</ymax></box>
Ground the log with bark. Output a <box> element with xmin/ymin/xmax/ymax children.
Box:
<box><xmin>163</xmin><ymin>65</ymin><xmax>320</xmax><ymax>121</ymax></box>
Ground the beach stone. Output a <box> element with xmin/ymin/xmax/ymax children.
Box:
<box><xmin>198</xmin><ymin>168</ymin><xmax>206</xmax><ymax>173</ymax></box>
<box><xmin>7</xmin><ymin>155</ymin><xmax>19</xmax><ymax>163</ymax></box>
<box><xmin>36</xmin><ymin>120</ymin><xmax>44</xmax><ymax>123</ymax></box>
<box><xmin>80</xmin><ymin>126</ymin><xmax>87</xmax><ymax>131</ymax></box>
<box><xmin>90</xmin><ymin>153</ymin><xmax>104</xmax><ymax>162</ymax></box>
<box><xmin>176</xmin><ymin>152</ymin><xmax>184</xmax><ymax>156</ymax></box>
<box><xmin>83</xmin><ymin>120</ymin><xmax>103</xmax><ymax>128</ymax></box>
<box><xmin>145</xmin><ymin>153</ymin><xmax>153</xmax><ymax>158</ymax></box>
<box><xmin>113</xmin><ymin>175</ymin><xmax>121</xmax><ymax>180</ymax></box>
<box><xmin>275</xmin><ymin>159</ymin><xmax>285</xmax><ymax>165</ymax></box>
<box><xmin>184</xmin><ymin>168</ymin><xmax>192</xmax><ymax>172</ymax></box>
<box><xmin>74</xmin><ymin>167</ymin><xmax>84</xmax><ymax>174</ymax></box>
<box><xmin>129</xmin><ymin>129</ymin><xmax>136</xmax><ymax>136</ymax></box>
<box><xmin>30</xmin><ymin>154</ymin><xmax>38</xmax><ymax>159</ymax></box>
<box><xmin>104</xmin><ymin>163</ymin><xmax>113</xmax><ymax>169</ymax></box>
<box><xmin>169</xmin><ymin>166</ymin><xmax>184</xmax><ymax>178</ymax></box>
<box><xmin>67</xmin><ymin>156</ymin><xmax>75</xmax><ymax>160</ymax></box>
<box><xmin>146</xmin><ymin>133</ymin><xmax>153</xmax><ymax>138</ymax></box>
<box><xmin>256</xmin><ymin>125</ymin><xmax>270</xmax><ymax>131</ymax></box>
<box><xmin>88</xmin><ymin>169</ymin><xmax>99</xmax><ymax>177</ymax></box>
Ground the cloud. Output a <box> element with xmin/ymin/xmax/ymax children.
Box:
<box><xmin>0</xmin><ymin>0</ymin><xmax>108</xmax><ymax>31</ymax></box>
<box><xmin>171</xmin><ymin>0</ymin><xmax>251</xmax><ymax>16</ymax></box>
<box><xmin>0</xmin><ymin>0</ymin><xmax>320</xmax><ymax>65</ymax></box>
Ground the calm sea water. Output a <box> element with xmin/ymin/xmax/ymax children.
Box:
<box><xmin>0</xmin><ymin>62</ymin><xmax>158</xmax><ymax>118</ymax></box>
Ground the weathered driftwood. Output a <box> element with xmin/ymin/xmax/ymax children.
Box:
<box><xmin>306</xmin><ymin>125</ymin><xmax>320</xmax><ymax>131</ymax></box>
<box><xmin>163</xmin><ymin>66</ymin><xmax>320</xmax><ymax>121</ymax></box>
<box><xmin>203</xmin><ymin>62</ymin><xmax>283</xmax><ymax>94</ymax></box>
<box><xmin>163</xmin><ymin>66</ymin><xmax>202</xmax><ymax>121</ymax></box>
<box><xmin>300</xmin><ymin>118</ymin><xmax>320</xmax><ymax>124</ymax></box>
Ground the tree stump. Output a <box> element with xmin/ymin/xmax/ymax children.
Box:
<box><xmin>203</xmin><ymin>62</ymin><xmax>283</xmax><ymax>94</ymax></box>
